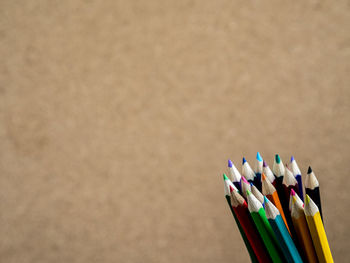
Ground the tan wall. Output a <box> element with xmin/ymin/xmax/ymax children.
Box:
<box><xmin>0</xmin><ymin>1</ymin><xmax>349</xmax><ymax>262</ymax></box>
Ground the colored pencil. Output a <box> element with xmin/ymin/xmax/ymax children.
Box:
<box><xmin>251</xmin><ymin>182</ymin><xmax>264</xmax><ymax>206</ymax></box>
<box><xmin>261</xmin><ymin>173</ymin><xmax>290</xmax><ymax>234</ymax></box>
<box><xmin>223</xmin><ymin>174</ymin><xmax>258</xmax><ymax>262</ymax></box>
<box><xmin>228</xmin><ymin>159</ymin><xmax>242</xmax><ymax>192</ymax></box>
<box><xmin>289</xmin><ymin>156</ymin><xmax>304</xmax><ymax>201</ymax></box>
<box><xmin>289</xmin><ymin>189</ymin><xmax>303</xmax><ymax>212</ymax></box>
<box><xmin>230</xmin><ymin>190</ymin><xmax>271</xmax><ymax>262</ymax></box>
<box><xmin>264</xmin><ymin>197</ymin><xmax>303</xmax><ymax>263</ymax></box>
<box><xmin>272</xmin><ymin>155</ymin><xmax>286</xmax><ymax>213</ymax></box>
<box><xmin>241</xmin><ymin>176</ymin><xmax>251</xmax><ymax>199</ymax></box>
<box><xmin>242</xmin><ymin>157</ymin><xmax>256</xmax><ymax>184</ymax></box>
<box><xmin>263</xmin><ymin>160</ymin><xmax>275</xmax><ymax>183</ymax></box>
<box><xmin>282</xmin><ymin>166</ymin><xmax>300</xmax><ymax>235</ymax></box>
<box><xmin>247</xmin><ymin>190</ymin><xmax>284</xmax><ymax>263</ymax></box>
<box><xmin>291</xmin><ymin>195</ymin><xmax>318</xmax><ymax>263</ymax></box>
<box><xmin>254</xmin><ymin>152</ymin><xmax>263</xmax><ymax>191</ymax></box>
<box><xmin>304</xmin><ymin>194</ymin><xmax>333</xmax><ymax>263</ymax></box>
<box><xmin>305</xmin><ymin>166</ymin><xmax>323</xmax><ymax>221</ymax></box>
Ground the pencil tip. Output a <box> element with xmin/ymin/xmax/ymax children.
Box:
<box><xmin>305</xmin><ymin>194</ymin><xmax>310</xmax><ymax>205</ymax></box>
<box><xmin>308</xmin><ymin>166</ymin><xmax>312</xmax><ymax>174</ymax></box>
<box><xmin>241</xmin><ymin>176</ymin><xmax>248</xmax><ymax>184</ymax></box>
<box><xmin>291</xmin><ymin>156</ymin><xmax>295</xmax><ymax>162</ymax></box>
<box><xmin>256</xmin><ymin>152</ymin><xmax>263</xmax><ymax>162</ymax></box>
<box><xmin>228</xmin><ymin>159</ymin><xmax>233</xmax><ymax>168</ymax></box>
<box><xmin>291</xmin><ymin>189</ymin><xmax>296</xmax><ymax>196</ymax></box>
<box><xmin>261</xmin><ymin>173</ymin><xmax>266</xmax><ymax>180</ymax></box>
<box><xmin>223</xmin><ymin>174</ymin><xmax>229</xmax><ymax>180</ymax></box>
<box><xmin>246</xmin><ymin>190</ymin><xmax>251</xmax><ymax>196</ymax></box>
<box><xmin>263</xmin><ymin>160</ymin><xmax>267</xmax><ymax>167</ymax></box>
<box><xmin>242</xmin><ymin>157</ymin><xmax>247</xmax><ymax>164</ymax></box>
<box><xmin>263</xmin><ymin>196</ymin><xmax>269</xmax><ymax>203</ymax></box>
<box><xmin>275</xmin><ymin>154</ymin><xmax>281</xmax><ymax>164</ymax></box>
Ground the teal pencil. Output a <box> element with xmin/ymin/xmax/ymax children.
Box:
<box><xmin>264</xmin><ymin>196</ymin><xmax>303</xmax><ymax>263</ymax></box>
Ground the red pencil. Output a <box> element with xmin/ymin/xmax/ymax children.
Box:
<box><xmin>230</xmin><ymin>190</ymin><xmax>271</xmax><ymax>262</ymax></box>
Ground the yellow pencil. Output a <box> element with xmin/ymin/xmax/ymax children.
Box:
<box><xmin>304</xmin><ymin>194</ymin><xmax>333</xmax><ymax>263</ymax></box>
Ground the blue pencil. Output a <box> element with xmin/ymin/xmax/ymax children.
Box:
<box><xmin>264</xmin><ymin>196</ymin><xmax>303</xmax><ymax>263</ymax></box>
<box><xmin>254</xmin><ymin>152</ymin><xmax>263</xmax><ymax>191</ymax></box>
<box><xmin>289</xmin><ymin>156</ymin><xmax>304</xmax><ymax>201</ymax></box>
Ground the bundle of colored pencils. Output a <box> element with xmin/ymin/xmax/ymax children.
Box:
<box><xmin>223</xmin><ymin>153</ymin><xmax>333</xmax><ymax>263</ymax></box>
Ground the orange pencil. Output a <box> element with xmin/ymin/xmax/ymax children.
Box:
<box><xmin>261</xmin><ymin>173</ymin><xmax>291</xmax><ymax>234</ymax></box>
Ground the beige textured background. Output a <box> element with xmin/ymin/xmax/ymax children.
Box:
<box><xmin>0</xmin><ymin>1</ymin><xmax>349</xmax><ymax>262</ymax></box>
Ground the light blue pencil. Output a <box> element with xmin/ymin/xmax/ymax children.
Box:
<box><xmin>264</xmin><ymin>196</ymin><xmax>303</xmax><ymax>263</ymax></box>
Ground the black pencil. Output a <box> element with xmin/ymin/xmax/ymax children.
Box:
<box><xmin>305</xmin><ymin>166</ymin><xmax>323</xmax><ymax>221</ymax></box>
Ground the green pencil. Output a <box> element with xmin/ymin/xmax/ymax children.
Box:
<box><xmin>264</xmin><ymin>196</ymin><xmax>303</xmax><ymax>263</ymax></box>
<box><xmin>247</xmin><ymin>190</ymin><xmax>283</xmax><ymax>263</ymax></box>
<box><xmin>223</xmin><ymin>174</ymin><xmax>258</xmax><ymax>263</ymax></box>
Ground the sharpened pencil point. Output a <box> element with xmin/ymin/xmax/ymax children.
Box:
<box><xmin>228</xmin><ymin>159</ymin><xmax>233</xmax><ymax>168</ymax></box>
<box><xmin>241</xmin><ymin>176</ymin><xmax>248</xmax><ymax>184</ymax></box>
<box><xmin>308</xmin><ymin>166</ymin><xmax>312</xmax><ymax>174</ymax></box>
<box><xmin>275</xmin><ymin>154</ymin><xmax>281</xmax><ymax>164</ymax></box>
<box><xmin>305</xmin><ymin>194</ymin><xmax>310</xmax><ymax>205</ymax></box>
<box><xmin>223</xmin><ymin>174</ymin><xmax>229</xmax><ymax>180</ymax></box>
<box><xmin>242</xmin><ymin>157</ymin><xmax>247</xmax><ymax>164</ymax></box>
<box><xmin>263</xmin><ymin>160</ymin><xmax>267</xmax><ymax>167</ymax></box>
<box><xmin>263</xmin><ymin>196</ymin><xmax>269</xmax><ymax>203</ymax></box>
<box><xmin>261</xmin><ymin>173</ymin><xmax>266</xmax><ymax>180</ymax></box>
<box><xmin>250</xmin><ymin>182</ymin><xmax>253</xmax><ymax>186</ymax></box>
<box><xmin>291</xmin><ymin>189</ymin><xmax>296</xmax><ymax>196</ymax></box>
<box><xmin>246</xmin><ymin>190</ymin><xmax>251</xmax><ymax>196</ymax></box>
<box><xmin>291</xmin><ymin>156</ymin><xmax>295</xmax><ymax>162</ymax></box>
<box><xmin>256</xmin><ymin>152</ymin><xmax>263</xmax><ymax>162</ymax></box>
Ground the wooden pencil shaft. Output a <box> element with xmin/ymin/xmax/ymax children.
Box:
<box><xmin>305</xmin><ymin>211</ymin><xmax>333</xmax><ymax>263</ymax></box>
<box><xmin>266</xmin><ymin>192</ymin><xmax>291</xmax><ymax>234</ymax></box>
<box><xmin>250</xmin><ymin>210</ymin><xmax>284</xmax><ymax>263</ymax></box>
<box><xmin>253</xmin><ymin>173</ymin><xmax>262</xmax><ymax>192</ymax></box>
<box><xmin>268</xmin><ymin>215</ymin><xmax>303</xmax><ymax>263</ymax></box>
<box><xmin>233</xmin><ymin>204</ymin><xmax>271</xmax><ymax>262</ymax></box>
<box><xmin>282</xmin><ymin>185</ymin><xmax>299</xmax><ymax>239</ymax></box>
<box><xmin>225</xmin><ymin>196</ymin><xmax>259</xmax><ymax>263</ymax></box>
<box><xmin>295</xmin><ymin>175</ymin><xmax>304</xmax><ymax>202</ymax></box>
<box><xmin>291</xmin><ymin>214</ymin><xmax>318</xmax><ymax>263</ymax></box>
